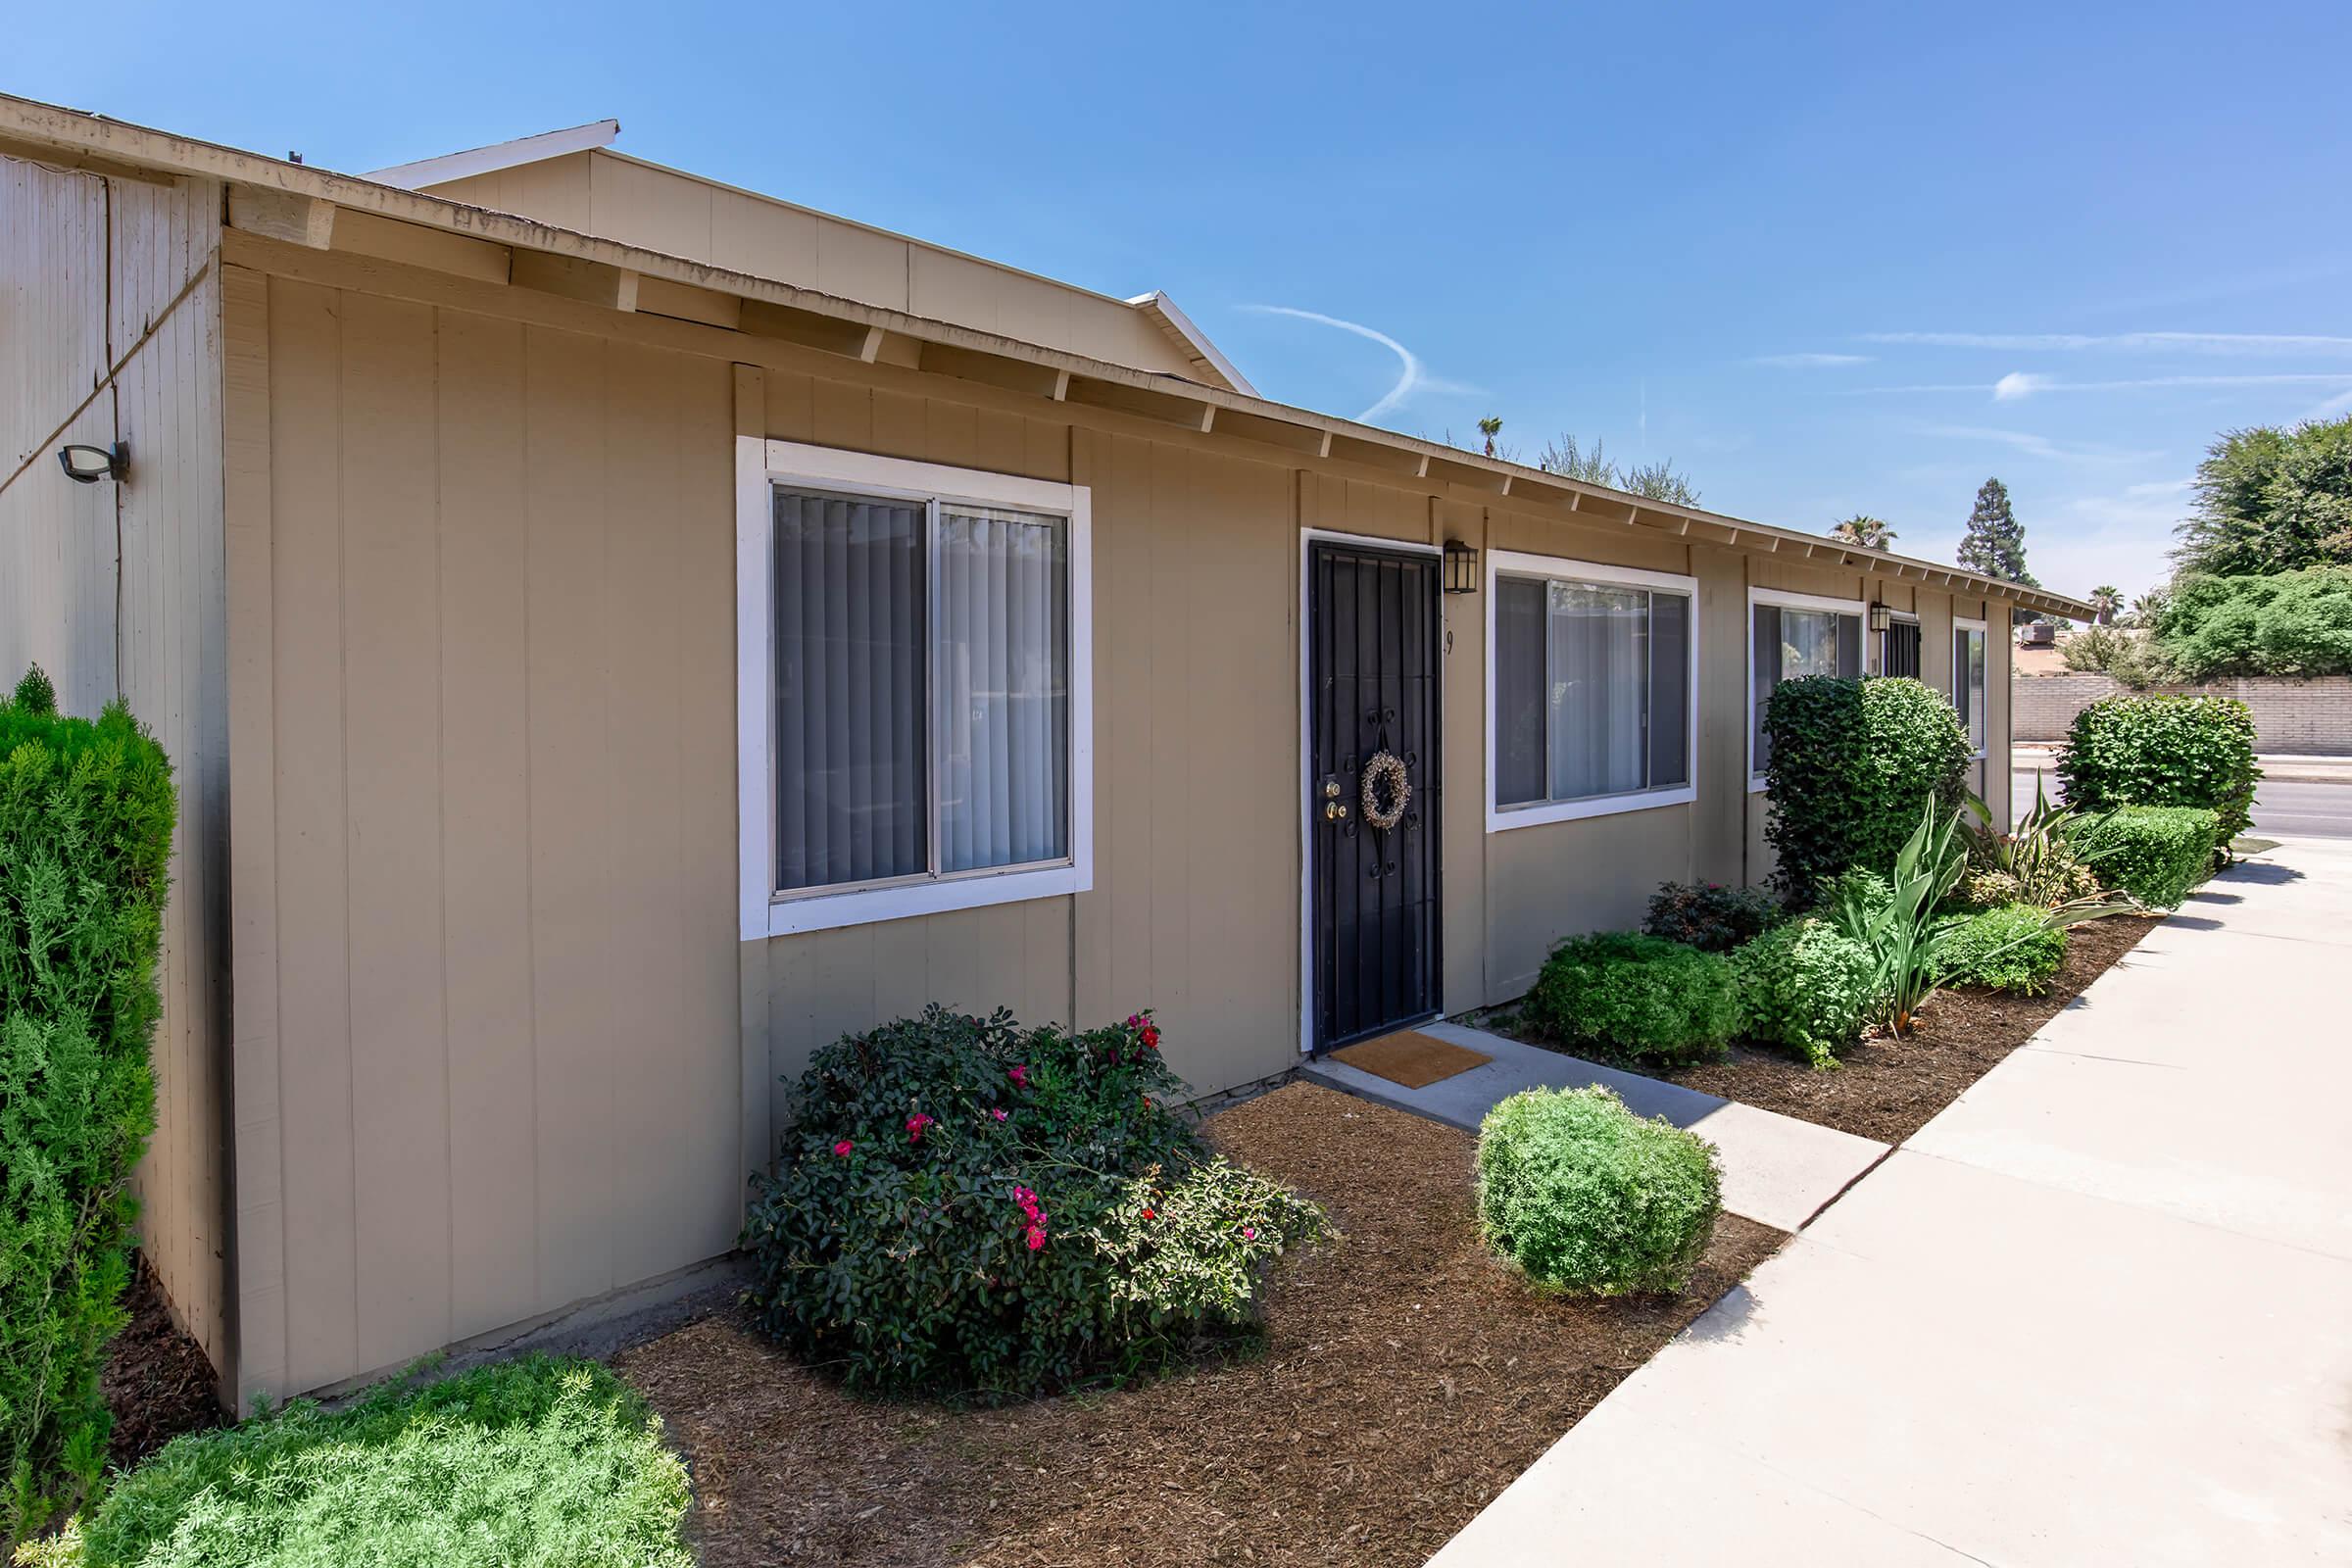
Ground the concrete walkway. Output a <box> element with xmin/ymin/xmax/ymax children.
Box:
<box><xmin>1302</xmin><ymin>1021</ymin><xmax>1887</xmax><ymax>1233</ymax></box>
<box><xmin>1432</xmin><ymin>838</ymin><xmax>2352</xmax><ymax>1566</ymax></box>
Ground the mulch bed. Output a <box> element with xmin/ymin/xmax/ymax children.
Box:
<box><xmin>102</xmin><ymin>1253</ymin><xmax>227</xmax><ymax>1468</ymax></box>
<box><xmin>612</xmin><ymin>1083</ymin><xmax>1782</xmax><ymax>1568</ymax></box>
<box><xmin>1493</xmin><ymin>913</ymin><xmax>2164</xmax><ymax>1146</ymax></box>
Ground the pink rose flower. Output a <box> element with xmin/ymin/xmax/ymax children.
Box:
<box><xmin>991</xmin><ymin>1107</ymin><xmax>1008</xmax><ymax>1122</ymax></box>
<box><xmin>906</xmin><ymin>1112</ymin><xmax>934</xmax><ymax>1143</ymax></box>
<box><xmin>833</xmin><ymin>1139</ymin><xmax>854</xmax><ymax>1157</ymax></box>
<box><xmin>1007</xmin><ymin>1064</ymin><xmax>1029</xmax><ymax>1089</ymax></box>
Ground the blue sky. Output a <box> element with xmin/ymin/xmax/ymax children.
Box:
<box><xmin>16</xmin><ymin>0</ymin><xmax>2349</xmax><ymax>599</ymax></box>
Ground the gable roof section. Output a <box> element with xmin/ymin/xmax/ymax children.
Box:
<box><xmin>0</xmin><ymin>92</ymin><xmax>2093</xmax><ymax>621</ymax></box>
<box><xmin>1128</xmin><ymin>292</ymin><xmax>1257</xmax><ymax>397</ymax></box>
<box><xmin>365</xmin><ymin>119</ymin><xmax>619</xmax><ymax>190</ymax></box>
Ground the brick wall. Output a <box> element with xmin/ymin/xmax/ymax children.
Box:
<box><xmin>2014</xmin><ymin>673</ymin><xmax>2352</xmax><ymax>754</ymax></box>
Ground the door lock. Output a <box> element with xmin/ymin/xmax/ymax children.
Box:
<box><xmin>1324</xmin><ymin>802</ymin><xmax>1350</xmax><ymax>821</ymax></box>
<box><xmin>1322</xmin><ymin>780</ymin><xmax>1341</xmax><ymax>799</ymax></box>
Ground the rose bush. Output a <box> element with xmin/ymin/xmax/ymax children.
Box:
<box><xmin>743</xmin><ymin>1006</ymin><xmax>1324</xmax><ymax>1399</ymax></box>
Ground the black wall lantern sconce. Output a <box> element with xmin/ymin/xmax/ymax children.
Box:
<box><xmin>58</xmin><ymin>443</ymin><xmax>128</xmax><ymax>485</ymax></box>
<box><xmin>1442</xmin><ymin>538</ymin><xmax>1480</xmax><ymax>595</ymax></box>
<box><xmin>1867</xmin><ymin>599</ymin><xmax>1891</xmax><ymax>633</ymax></box>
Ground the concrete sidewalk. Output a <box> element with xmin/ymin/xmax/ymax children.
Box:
<box><xmin>1432</xmin><ymin>839</ymin><xmax>2352</xmax><ymax>1566</ymax></box>
<box><xmin>1301</xmin><ymin>1021</ymin><xmax>1887</xmax><ymax>1234</ymax></box>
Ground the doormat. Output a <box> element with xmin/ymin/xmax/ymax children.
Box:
<box><xmin>1331</xmin><ymin>1030</ymin><xmax>1492</xmax><ymax>1090</ymax></box>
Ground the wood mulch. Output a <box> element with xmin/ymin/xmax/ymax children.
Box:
<box><xmin>1492</xmin><ymin>912</ymin><xmax>2164</xmax><ymax>1146</ymax></box>
<box><xmin>101</xmin><ymin>1253</ymin><xmax>226</xmax><ymax>1468</ymax></box>
<box><xmin>611</xmin><ymin>1082</ymin><xmax>1782</xmax><ymax>1568</ymax></box>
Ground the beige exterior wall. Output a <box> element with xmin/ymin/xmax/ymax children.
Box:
<box><xmin>213</xmin><ymin>222</ymin><xmax>2037</xmax><ymax>1403</ymax></box>
<box><xmin>0</xmin><ymin>155</ymin><xmax>233</xmax><ymax>1390</ymax></box>
<box><xmin>419</xmin><ymin>152</ymin><xmax>1200</xmax><ymax>379</ymax></box>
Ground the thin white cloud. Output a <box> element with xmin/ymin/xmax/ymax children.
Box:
<box><xmin>1244</xmin><ymin>305</ymin><xmax>1477</xmax><ymax>422</ymax></box>
<box><xmin>1911</xmin><ymin>422</ymin><xmax>2160</xmax><ymax>464</ymax></box>
<box><xmin>1855</xmin><ymin>371</ymin><xmax>2352</xmax><ymax>399</ymax></box>
<box><xmin>1862</xmin><ymin>330</ymin><xmax>2352</xmax><ymax>355</ymax></box>
<box><xmin>2299</xmin><ymin>386</ymin><xmax>2352</xmax><ymax>422</ymax></box>
<box><xmin>1749</xmin><ymin>352</ymin><xmax>1873</xmax><ymax>368</ymax></box>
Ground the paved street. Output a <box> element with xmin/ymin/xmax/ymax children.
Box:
<box><xmin>2011</xmin><ymin>767</ymin><xmax>2352</xmax><ymax>839</ymax></box>
<box><xmin>1434</xmin><ymin>836</ymin><xmax>2352</xmax><ymax>1565</ymax></box>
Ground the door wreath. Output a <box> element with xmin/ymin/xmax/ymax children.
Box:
<box><xmin>1360</xmin><ymin>751</ymin><xmax>1411</xmax><ymax>832</ymax></box>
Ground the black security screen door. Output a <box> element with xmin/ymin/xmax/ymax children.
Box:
<box><xmin>1308</xmin><ymin>541</ymin><xmax>1442</xmax><ymax>1052</ymax></box>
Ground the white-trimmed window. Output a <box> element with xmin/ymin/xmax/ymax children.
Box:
<box><xmin>1952</xmin><ymin>617</ymin><xmax>1988</xmax><ymax>759</ymax></box>
<box><xmin>1878</xmin><ymin>612</ymin><xmax>1923</xmax><ymax>678</ymax></box>
<box><xmin>736</xmin><ymin>439</ymin><xmax>1093</xmax><ymax>938</ymax></box>
<box><xmin>1748</xmin><ymin>587</ymin><xmax>1865</xmax><ymax>786</ymax></box>
<box><xmin>1487</xmin><ymin>552</ymin><xmax>1697</xmax><ymax>829</ymax></box>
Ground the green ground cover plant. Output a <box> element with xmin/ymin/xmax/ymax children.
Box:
<box><xmin>1934</xmin><ymin>904</ymin><xmax>2068</xmax><ymax>995</ymax></box>
<box><xmin>1730</xmin><ymin>918</ymin><xmax>1882</xmax><ymax>1068</ymax></box>
<box><xmin>742</xmin><ymin>1006</ymin><xmax>1324</xmax><ymax>1399</ymax></box>
<box><xmin>2057</xmin><ymin>694</ymin><xmax>2258</xmax><ymax>852</ymax></box>
<box><xmin>20</xmin><ymin>1356</ymin><xmax>690</xmax><ymax>1568</ymax></box>
<box><xmin>2069</xmin><ymin>807</ymin><xmax>2221</xmax><ymax>909</ymax></box>
<box><xmin>1522</xmin><ymin>932</ymin><xmax>1740</xmax><ymax>1067</ymax></box>
<box><xmin>2</xmin><ymin>668</ymin><xmax>176</xmax><ymax>1549</ymax></box>
<box><xmin>1475</xmin><ymin>1087</ymin><xmax>1722</xmax><ymax>1297</ymax></box>
<box><xmin>1762</xmin><ymin>676</ymin><xmax>1971</xmax><ymax>904</ymax></box>
<box><xmin>1641</xmin><ymin>881</ymin><xmax>1783</xmax><ymax>953</ymax></box>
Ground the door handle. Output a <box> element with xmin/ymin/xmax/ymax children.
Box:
<box><xmin>1324</xmin><ymin>802</ymin><xmax>1350</xmax><ymax>821</ymax></box>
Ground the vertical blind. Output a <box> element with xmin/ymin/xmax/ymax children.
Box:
<box><xmin>772</xmin><ymin>487</ymin><xmax>1069</xmax><ymax>896</ymax></box>
<box><xmin>1495</xmin><ymin>576</ymin><xmax>1691</xmax><ymax>808</ymax></box>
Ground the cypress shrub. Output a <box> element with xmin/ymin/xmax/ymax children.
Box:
<box><xmin>1763</xmin><ymin>676</ymin><xmax>1971</xmax><ymax>903</ymax></box>
<box><xmin>1</xmin><ymin>669</ymin><xmax>177</xmax><ymax>1547</ymax></box>
<box><xmin>2057</xmin><ymin>694</ymin><xmax>2259</xmax><ymax>851</ymax></box>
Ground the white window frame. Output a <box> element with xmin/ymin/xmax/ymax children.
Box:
<box><xmin>1746</xmin><ymin>586</ymin><xmax>1868</xmax><ymax>791</ymax></box>
<box><xmin>1952</xmin><ymin>615</ymin><xmax>1989</xmax><ymax>760</ymax></box>
<box><xmin>1485</xmin><ymin>550</ymin><xmax>1699</xmax><ymax>831</ymax></box>
<box><xmin>735</xmin><ymin>437</ymin><xmax>1094</xmax><ymax>939</ymax></box>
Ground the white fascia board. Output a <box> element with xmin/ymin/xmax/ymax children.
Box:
<box><xmin>365</xmin><ymin>119</ymin><xmax>620</xmax><ymax>190</ymax></box>
<box><xmin>1127</xmin><ymin>291</ymin><xmax>1258</xmax><ymax>397</ymax></box>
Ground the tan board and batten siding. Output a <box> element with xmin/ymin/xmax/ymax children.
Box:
<box><xmin>0</xmin><ymin>155</ymin><xmax>233</xmax><ymax>1382</ymax></box>
<box><xmin>5</xmin><ymin>114</ymin><xmax>2041</xmax><ymax>1409</ymax></box>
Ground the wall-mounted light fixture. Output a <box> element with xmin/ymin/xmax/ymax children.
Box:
<box><xmin>1442</xmin><ymin>538</ymin><xmax>1480</xmax><ymax>595</ymax></box>
<box><xmin>1867</xmin><ymin>600</ymin><xmax>1891</xmax><ymax>633</ymax></box>
<box><xmin>57</xmin><ymin>443</ymin><xmax>127</xmax><ymax>485</ymax></box>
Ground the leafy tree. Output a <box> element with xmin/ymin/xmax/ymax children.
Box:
<box><xmin>1620</xmin><ymin>460</ymin><xmax>1701</xmax><ymax>507</ymax></box>
<box><xmin>2123</xmin><ymin>587</ymin><xmax>2170</xmax><ymax>628</ymax></box>
<box><xmin>1957</xmin><ymin>477</ymin><xmax>2037</xmax><ymax>586</ymax></box>
<box><xmin>2151</xmin><ymin>564</ymin><xmax>2352</xmax><ymax>678</ymax></box>
<box><xmin>1477</xmin><ymin>416</ymin><xmax>1503</xmax><ymax>458</ymax></box>
<box><xmin>2087</xmin><ymin>584</ymin><xmax>2123</xmax><ymax>625</ymax></box>
<box><xmin>2173</xmin><ymin>415</ymin><xmax>2352</xmax><ymax>577</ymax></box>
<box><xmin>1830</xmin><ymin>514</ymin><xmax>1897</xmax><ymax>550</ymax></box>
<box><xmin>1538</xmin><ymin>433</ymin><xmax>1616</xmax><ymax>484</ymax></box>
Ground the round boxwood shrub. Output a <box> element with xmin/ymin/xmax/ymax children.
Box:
<box><xmin>1763</xmin><ymin>676</ymin><xmax>1971</xmax><ymax>904</ymax></box>
<box><xmin>1523</xmin><ymin>932</ymin><xmax>1740</xmax><ymax>1067</ymax></box>
<box><xmin>743</xmin><ymin>1006</ymin><xmax>1324</xmax><ymax>1400</ymax></box>
<box><xmin>1934</xmin><ymin>903</ymin><xmax>2067</xmax><ymax>995</ymax></box>
<box><xmin>2069</xmin><ymin>806</ymin><xmax>2221</xmax><ymax>909</ymax></box>
<box><xmin>1731</xmin><ymin>917</ymin><xmax>1881</xmax><ymax>1068</ymax></box>
<box><xmin>1476</xmin><ymin>1086</ymin><xmax>1722</xmax><ymax>1297</ymax></box>
<box><xmin>2057</xmin><ymin>693</ymin><xmax>2258</xmax><ymax>851</ymax></box>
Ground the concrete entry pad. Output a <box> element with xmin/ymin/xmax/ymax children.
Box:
<box><xmin>1300</xmin><ymin>1020</ymin><xmax>1887</xmax><ymax>1233</ymax></box>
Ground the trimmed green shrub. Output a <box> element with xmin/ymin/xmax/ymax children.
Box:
<box><xmin>743</xmin><ymin>1006</ymin><xmax>1323</xmax><ymax>1399</ymax></box>
<box><xmin>1642</xmin><ymin>880</ymin><xmax>1783</xmax><ymax>953</ymax></box>
<box><xmin>1522</xmin><ymin>932</ymin><xmax>1740</xmax><ymax>1067</ymax></box>
<box><xmin>1475</xmin><ymin>1086</ymin><xmax>1721</xmax><ymax>1296</ymax></box>
<box><xmin>2070</xmin><ymin>807</ymin><xmax>2221</xmax><ymax>909</ymax></box>
<box><xmin>1731</xmin><ymin>918</ymin><xmax>1882</xmax><ymax>1068</ymax></box>
<box><xmin>32</xmin><ymin>1356</ymin><xmax>690</xmax><ymax>1568</ymax></box>
<box><xmin>3</xmin><ymin>678</ymin><xmax>176</xmax><ymax>1548</ymax></box>
<box><xmin>2057</xmin><ymin>693</ymin><xmax>2259</xmax><ymax>850</ymax></box>
<box><xmin>1763</xmin><ymin>676</ymin><xmax>1972</xmax><ymax>903</ymax></box>
<box><xmin>1935</xmin><ymin>904</ymin><xmax>2068</xmax><ymax>995</ymax></box>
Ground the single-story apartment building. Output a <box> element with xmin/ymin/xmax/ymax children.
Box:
<box><xmin>0</xmin><ymin>95</ymin><xmax>2093</xmax><ymax>1411</ymax></box>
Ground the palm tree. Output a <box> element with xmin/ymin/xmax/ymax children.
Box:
<box><xmin>1829</xmin><ymin>514</ymin><xmax>1897</xmax><ymax>550</ymax></box>
<box><xmin>2087</xmin><ymin>584</ymin><xmax>2123</xmax><ymax>626</ymax></box>
<box><xmin>1477</xmin><ymin>416</ymin><xmax>1503</xmax><ymax>458</ymax></box>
